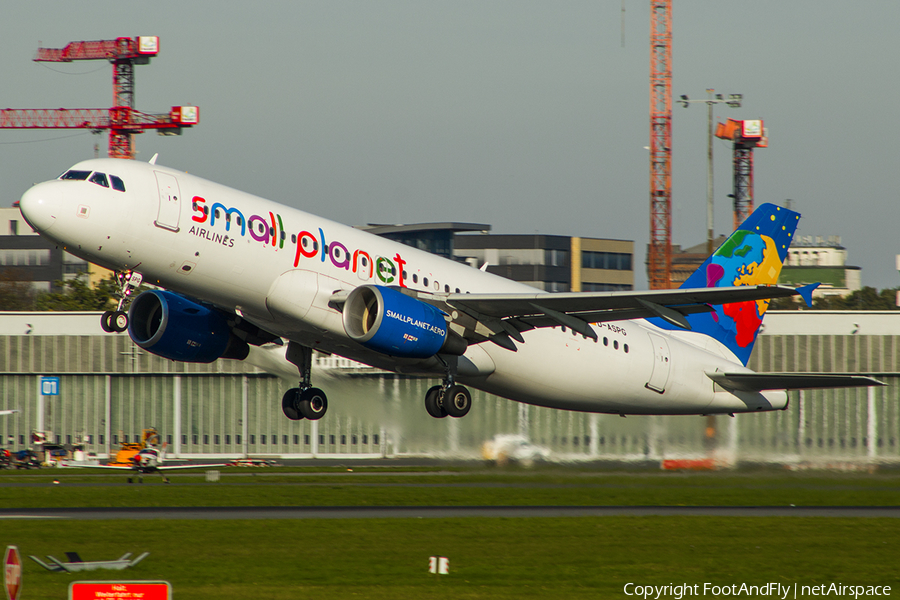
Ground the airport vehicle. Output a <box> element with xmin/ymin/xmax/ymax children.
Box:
<box><xmin>107</xmin><ymin>427</ymin><xmax>162</xmax><ymax>466</ymax></box>
<box><xmin>17</xmin><ymin>158</ymin><xmax>881</xmax><ymax>423</ymax></box>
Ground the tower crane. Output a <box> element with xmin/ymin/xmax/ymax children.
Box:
<box><xmin>648</xmin><ymin>0</ymin><xmax>673</xmax><ymax>289</ymax></box>
<box><xmin>0</xmin><ymin>36</ymin><xmax>197</xmax><ymax>159</ymax></box>
<box><xmin>715</xmin><ymin>119</ymin><xmax>767</xmax><ymax>230</ymax></box>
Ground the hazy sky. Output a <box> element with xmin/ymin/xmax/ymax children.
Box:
<box><xmin>1</xmin><ymin>1</ymin><xmax>898</xmax><ymax>290</ymax></box>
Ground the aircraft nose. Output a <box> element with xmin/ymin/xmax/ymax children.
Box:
<box><xmin>19</xmin><ymin>182</ymin><xmax>62</xmax><ymax>233</ymax></box>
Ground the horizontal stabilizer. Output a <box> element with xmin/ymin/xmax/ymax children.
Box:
<box><xmin>29</xmin><ymin>555</ymin><xmax>59</xmax><ymax>572</ymax></box>
<box><xmin>707</xmin><ymin>372</ymin><xmax>885</xmax><ymax>392</ymax></box>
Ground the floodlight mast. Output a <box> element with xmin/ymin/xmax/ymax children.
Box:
<box><xmin>679</xmin><ymin>90</ymin><xmax>742</xmax><ymax>254</ymax></box>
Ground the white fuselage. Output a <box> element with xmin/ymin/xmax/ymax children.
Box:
<box><xmin>19</xmin><ymin>158</ymin><xmax>785</xmax><ymax>415</ymax></box>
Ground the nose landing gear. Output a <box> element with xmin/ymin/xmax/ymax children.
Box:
<box><xmin>100</xmin><ymin>271</ymin><xmax>143</xmax><ymax>333</ymax></box>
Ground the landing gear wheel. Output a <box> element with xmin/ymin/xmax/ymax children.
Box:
<box><xmin>424</xmin><ymin>385</ymin><xmax>448</xmax><ymax>418</ymax></box>
<box><xmin>282</xmin><ymin>388</ymin><xmax>303</xmax><ymax>421</ymax></box>
<box><xmin>298</xmin><ymin>387</ymin><xmax>328</xmax><ymax>420</ymax></box>
<box><xmin>101</xmin><ymin>311</ymin><xmax>115</xmax><ymax>333</ymax></box>
<box><xmin>444</xmin><ymin>385</ymin><xmax>472</xmax><ymax>418</ymax></box>
<box><xmin>111</xmin><ymin>311</ymin><xmax>128</xmax><ymax>333</ymax></box>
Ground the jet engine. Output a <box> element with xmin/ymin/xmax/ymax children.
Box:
<box><xmin>127</xmin><ymin>290</ymin><xmax>249</xmax><ymax>363</ymax></box>
<box><xmin>342</xmin><ymin>285</ymin><xmax>466</xmax><ymax>358</ymax></box>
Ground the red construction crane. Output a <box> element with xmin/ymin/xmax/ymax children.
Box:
<box><xmin>648</xmin><ymin>0</ymin><xmax>673</xmax><ymax>289</ymax></box>
<box><xmin>0</xmin><ymin>36</ymin><xmax>197</xmax><ymax>159</ymax></box>
<box><xmin>715</xmin><ymin>119</ymin><xmax>768</xmax><ymax>230</ymax></box>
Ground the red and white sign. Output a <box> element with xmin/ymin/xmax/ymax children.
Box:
<box><xmin>4</xmin><ymin>546</ymin><xmax>22</xmax><ymax>600</ymax></box>
<box><xmin>69</xmin><ymin>581</ymin><xmax>171</xmax><ymax>600</ymax></box>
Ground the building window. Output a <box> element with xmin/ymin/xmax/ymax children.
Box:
<box><xmin>582</xmin><ymin>251</ymin><xmax>632</xmax><ymax>271</ymax></box>
<box><xmin>373</xmin><ymin>434</ymin><xmax>380</xmax><ymax>445</ymax></box>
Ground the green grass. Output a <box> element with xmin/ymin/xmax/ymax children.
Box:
<box><xmin>3</xmin><ymin>466</ymin><xmax>900</xmax><ymax>508</ymax></box>
<box><xmin>2</xmin><ymin>466</ymin><xmax>899</xmax><ymax>598</ymax></box>
<box><xmin>5</xmin><ymin>518</ymin><xmax>900</xmax><ymax>599</ymax></box>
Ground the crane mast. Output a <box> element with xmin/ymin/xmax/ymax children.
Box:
<box><xmin>648</xmin><ymin>0</ymin><xmax>673</xmax><ymax>289</ymax></box>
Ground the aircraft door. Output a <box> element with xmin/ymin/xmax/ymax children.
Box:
<box><xmin>646</xmin><ymin>332</ymin><xmax>671</xmax><ymax>393</ymax></box>
<box><xmin>154</xmin><ymin>171</ymin><xmax>181</xmax><ymax>232</ymax></box>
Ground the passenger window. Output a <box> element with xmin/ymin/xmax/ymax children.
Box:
<box><xmin>89</xmin><ymin>172</ymin><xmax>109</xmax><ymax>188</ymax></box>
<box><xmin>60</xmin><ymin>170</ymin><xmax>91</xmax><ymax>181</ymax></box>
<box><xmin>110</xmin><ymin>175</ymin><xmax>126</xmax><ymax>192</ymax></box>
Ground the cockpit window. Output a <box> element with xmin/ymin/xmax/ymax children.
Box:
<box><xmin>89</xmin><ymin>172</ymin><xmax>109</xmax><ymax>188</ymax></box>
<box><xmin>60</xmin><ymin>170</ymin><xmax>91</xmax><ymax>181</ymax></box>
<box><xmin>110</xmin><ymin>175</ymin><xmax>126</xmax><ymax>192</ymax></box>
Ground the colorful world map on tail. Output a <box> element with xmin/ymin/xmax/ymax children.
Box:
<box><xmin>651</xmin><ymin>203</ymin><xmax>801</xmax><ymax>366</ymax></box>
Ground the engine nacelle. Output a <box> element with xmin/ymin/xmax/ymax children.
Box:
<box><xmin>342</xmin><ymin>285</ymin><xmax>466</xmax><ymax>358</ymax></box>
<box><xmin>127</xmin><ymin>290</ymin><xmax>249</xmax><ymax>363</ymax></box>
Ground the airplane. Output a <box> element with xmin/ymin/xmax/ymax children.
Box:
<box><xmin>0</xmin><ymin>410</ymin><xmax>17</xmax><ymax>416</ymax></box>
<box><xmin>66</xmin><ymin>443</ymin><xmax>227</xmax><ymax>483</ymax></box>
<box><xmin>29</xmin><ymin>551</ymin><xmax>149</xmax><ymax>573</ymax></box>
<box><xmin>17</xmin><ymin>157</ymin><xmax>882</xmax><ymax>423</ymax></box>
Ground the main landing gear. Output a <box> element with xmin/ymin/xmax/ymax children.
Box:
<box><xmin>101</xmin><ymin>271</ymin><xmax>143</xmax><ymax>334</ymax></box>
<box><xmin>281</xmin><ymin>342</ymin><xmax>328</xmax><ymax>421</ymax></box>
<box><xmin>424</xmin><ymin>355</ymin><xmax>472</xmax><ymax>419</ymax></box>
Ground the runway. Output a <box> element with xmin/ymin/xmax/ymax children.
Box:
<box><xmin>1</xmin><ymin>505</ymin><xmax>899</xmax><ymax>520</ymax></box>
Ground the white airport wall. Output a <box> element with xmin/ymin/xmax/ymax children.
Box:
<box><xmin>0</xmin><ymin>311</ymin><xmax>898</xmax><ymax>465</ymax></box>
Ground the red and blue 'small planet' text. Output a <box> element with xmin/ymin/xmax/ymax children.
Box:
<box><xmin>190</xmin><ymin>196</ymin><xmax>408</xmax><ymax>287</ymax></box>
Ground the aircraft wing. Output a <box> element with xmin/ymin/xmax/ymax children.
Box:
<box><xmin>428</xmin><ymin>284</ymin><xmax>807</xmax><ymax>348</ymax></box>
<box><xmin>707</xmin><ymin>372</ymin><xmax>886</xmax><ymax>392</ymax></box>
<box><xmin>156</xmin><ymin>463</ymin><xmax>228</xmax><ymax>471</ymax></box>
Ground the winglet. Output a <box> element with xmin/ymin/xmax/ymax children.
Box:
<box><xmin>149</xmin><ymin>153</ymin><xmax>159</xmax><ymax>165</ymax></box>
<box><xmin>796</xmin><ymin>283</ymin><xmax>820</xmax><ymax>307</ymax></box>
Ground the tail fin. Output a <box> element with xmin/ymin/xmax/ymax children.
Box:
<box><xmin>665</xmin><ymin>203</ymin><xmax>800</xmax><ymax>365</ymax></box>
